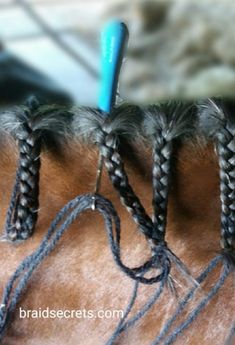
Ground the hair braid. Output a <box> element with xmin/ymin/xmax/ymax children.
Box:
<box><xmin>72</xmin><ymin>106</ymin><xmax>157</xmax><ymax>240</ymax></box>
<box><xmin>98</xmin><ymin>127</ymin><xmax>155</xmax><ymax>240</ymax></box>
<box><xmin>152</xmin><ymin>130</ymin><xmax>173</xmax><ymax>240</ymax></box>
<box><xmin>198</xmin><ymin>99</ymin><xmax>235</xmax><ymax>253</ymax></box>
<box><xmin>143</xmin><ymin>103</ymin><xmax>195</xmax><ymax>242</ymax></box>
<box><xmin>5</xmin><ymin>97</ymin><xmax>41</xmax><ymax>241</ymax></box>
<box><xmin>217</xmin><ymin>123</ymin><xmax>235</xmax><ymax>251</ymax></box>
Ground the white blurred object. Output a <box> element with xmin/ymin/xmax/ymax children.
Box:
<box><xmin>85</xmin><ymin>0</ymin><xmax>235</xmax><ymax>103</ymax></box>
<box><xmin>1</xmin><ymin>0</ymin><xmax>235</xmax><ymax>104</ymax></box>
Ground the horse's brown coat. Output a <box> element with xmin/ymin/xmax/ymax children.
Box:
<box><xmin>0</xmin><ymin>136</ymin><xmax>234</xmax><ymax>345</ymax></box>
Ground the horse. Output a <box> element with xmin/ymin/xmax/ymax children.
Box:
<box><xmin>0</xmin><ymin>99</ymin><xmax>234</xmax><ymax>345</ymax></box>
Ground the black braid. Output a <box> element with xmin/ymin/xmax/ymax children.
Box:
<box><xmin>198</xmin><ymin>99</ymin><xmax>235</xmax><ymax>253</ymax></box>
<box><xmin>143</xmin><ymin>103</ymin><xmax>195</xmax><ymax>242</ymax></box>
<box><xmin>5</xmin><ymin>97</ymin><xmax>41</xmax><ymax>241</ymax></box>
<box><xmin>96</xmin><ymin>105</ymin><xmax>197</xmax><ymax>294</ymax></box>
<box><xmin>217</xmin><ymin>123</ymin><xmax>235</xmax><ymax>251</ymax></box>
<box><xmin>98</xmin><ymin>127</ymin><xmax>155</xmax><ymax>240</ymax></box>
<box><xmin>78</xmin><ymin>104</ymin><xmax>194</xmax><ymax>245</ymax></box>
<box><xmin>99</xmin><ymin>122</ymin><xmax>195</xmax><ymax>283</ymax></box>
<box><xmin>72</xmin><ymin>106</ymin><xmax>156</xmax><ymax>239</ymax></box>
<box><xmin>152</xmin><ymin>130</ymin><xmax>172</xmax><ymax>240</ymax></box>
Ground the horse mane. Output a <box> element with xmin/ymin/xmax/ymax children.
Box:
<box><xmin>0</xmin><ymin>98</ymin><xmax>234</xmax><ymax>344</ymax></box>
<box><xmin>1</xmin><ymin>99</ymin><xmax>230</xmax><ymax>146</ymax></box>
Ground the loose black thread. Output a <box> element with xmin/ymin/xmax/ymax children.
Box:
<box><xmin>0</xmin><ymin>193</ymin><xmax>171</xmax><ymax>339</ymax></box>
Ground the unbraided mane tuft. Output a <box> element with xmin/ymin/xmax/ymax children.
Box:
<box><xmin>142</xmin><ymin>101</ymin><xmax>196</xmax><ymax>141</ymax></box>
<box><xmin>72</xmin><ymin>104</ymin><xmax>143</xmax><ymax>143</ymax></box>
<box><xmin>0</xmin><ymin>103</ymin><xmax>73</xmax><ymax>141</ymax></box>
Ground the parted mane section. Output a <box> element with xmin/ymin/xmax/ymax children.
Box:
<box><xmin>0</xmin><ymin>102</ymin><xmax>74</xmax><ymax>143</ymax></box>
<box><xmin>0</xmin><ymin>100</ymin><xmax>73</xmax><ymax>241</ymax></box>
<box><xmin>198</xmin><ymin>99</ymin><xmax>235</xmax><ymax>257</ymax></box>
<box><xmin>142</xmin><ymin>102</ymin><xmax>196</xmax><ymax>238</ymax></box>
<box><xmin>71</xmin><ymin>104</ymin><xmax>143</xmax><ymax>143</ymax></box>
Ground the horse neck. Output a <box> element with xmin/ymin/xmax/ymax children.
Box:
<box><xmin>0</xmin><ymin>136</ymin><xmax>220</xmax><ymax>267</ymax></box>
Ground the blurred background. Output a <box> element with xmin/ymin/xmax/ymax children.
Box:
<box><xmin>1</xmin><ymin>0</ymin><xmax>235</xmax><ymax>106</ymax></box>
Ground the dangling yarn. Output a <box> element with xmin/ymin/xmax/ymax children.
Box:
<box><xmin>73</xmin><ymin>105</ymin><xmax>172</xmax><ymax>283</ymax></box>
<box><xmin>105</xmin><ymin>102</ymin><xmax>198</xmax><ymax>344</ymax></box>
<box><xmin>140</xmin><ymin>102</ymin><xmax>197</xmax><ymax>280</ymax></box>
<box><xmin>0</xmin><ymin>192</ymin><xmax>169</xmax><ymax>339</ymax></box>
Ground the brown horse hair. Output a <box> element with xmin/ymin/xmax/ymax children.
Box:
<box><xmin>0</xmin><ymin>99</ymin><xmax>234</xmax><ymax>344</ymax></box>
<box><xmin>1</xmin><ymin>96</ymin><xmax>73</xmax><ymax>241</ymax></box>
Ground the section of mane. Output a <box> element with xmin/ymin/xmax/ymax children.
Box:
<box><xmin>0</xmin><ymin>124</ymin><xmax>233</xmax><ymax>345</ymax></box>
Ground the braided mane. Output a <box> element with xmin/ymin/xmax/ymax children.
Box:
<box><xmin>0</xmin><ymin>99</ymin><xmax>234</xmax><ymax>344</ymax></box>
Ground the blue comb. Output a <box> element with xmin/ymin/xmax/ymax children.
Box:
<box><xmin>98</xmin><ymin>21</ymin><xmax>129</xmax><ymax>114</ymax></box>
